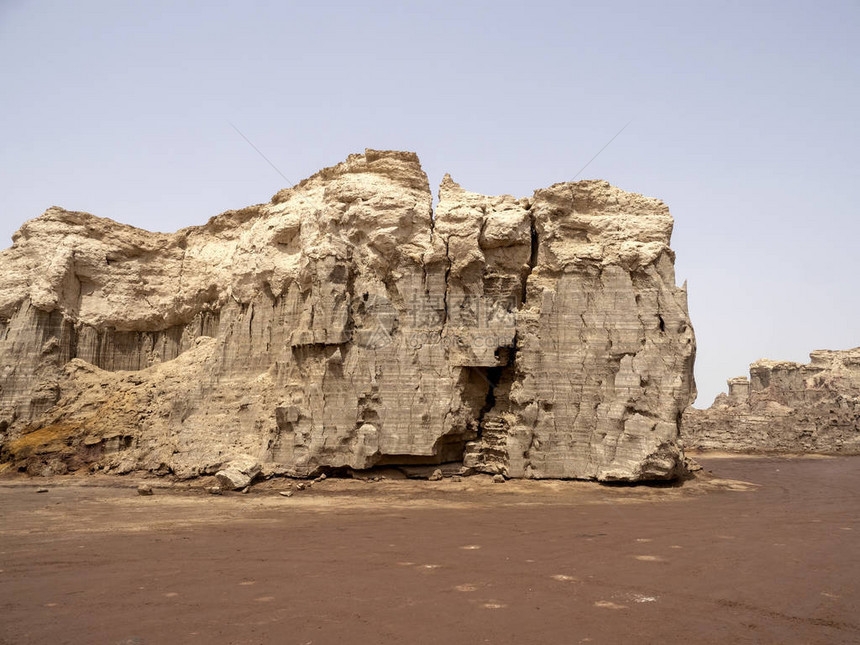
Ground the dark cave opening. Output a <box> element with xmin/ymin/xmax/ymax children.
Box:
<box><xmin>475</xmin><ymin>365</ymin><xmax>504</xmax><ymax>435</ymax></box>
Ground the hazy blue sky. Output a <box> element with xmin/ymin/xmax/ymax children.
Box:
<box><xmin>1</xmin><ymin>0</ymin><xmax>857</xmax><ymax>405</ymax></box>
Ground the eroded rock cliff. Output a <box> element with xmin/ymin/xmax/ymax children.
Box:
<box><xmin>0</xmin><ymin>150</ymin><xmax>696</xmax><ymax>480</ymax></box>
<box><xmin>683</xmin><ymin>348</ymin><xmax>860</xmax><ymax>453</ymax></box>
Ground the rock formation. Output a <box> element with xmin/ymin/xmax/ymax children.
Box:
<box><xmin>0</xmin><ymin>149</ymin><xmax>696</xmax><ymax>481</ymax></box>
<box><xmin>683</xmin><ymin>348</ymin><xmax>860</xmax><ymax>453</ymax></box>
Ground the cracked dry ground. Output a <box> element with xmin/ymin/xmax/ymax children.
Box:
<box><xmin>1</xmin><ymin>456</ymin><xmax>858</xmax><ymax>645</ymax></box>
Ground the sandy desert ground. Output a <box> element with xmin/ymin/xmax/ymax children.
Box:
<box><xmin>1</xmin><ymin>456</ymin><xmax>858</xmax><ymax>645</ymax></box>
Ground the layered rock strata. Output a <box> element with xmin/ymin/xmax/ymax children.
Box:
<box><xmin>0</xmin><ymin>150</ymin><xmax>696</xmax><ymax>480</ymax></box>
<box><xmin>683</xmin><ymin>348</ymin><xmax>860</xmax><ymax>453</ymax></box>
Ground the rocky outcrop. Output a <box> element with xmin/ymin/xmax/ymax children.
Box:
<box><xmin>0</xmin><ymin>150</ymin><xmax>696</xmax><ymax>481</ymax></box>
<box><xmin>683</xmin><ymin>348</ymin><xmax>860</xmax><ymax>453</ymax></box>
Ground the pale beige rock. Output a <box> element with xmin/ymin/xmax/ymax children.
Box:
<box><xmin>215</xmin><ymin>455</ymin><xmax>262</xmax><ymax>490</ymax></box>
<box><xmin>0</xmin><ymin>149</ymin><xmax>696</xmax><ymax>481</ymax></box>
<box><xmin>683</xmin><ymin>348</ymin><xmax>860</xmax><ymax>454</ymax></box>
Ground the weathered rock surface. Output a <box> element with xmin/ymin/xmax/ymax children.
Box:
<box><xmin>214</xmin><ymin>455</ymin><xmax>261</xmax><ymax>491</ymax></box>
<box><xmin>0</xmin><ymin>150</ymin><xmax>696</xmax><ymax>481</ymax></box>
<box><xmin>683</xmin><ymin>348</ymin><xmax>860</xmax><ymax>453</ymax></box>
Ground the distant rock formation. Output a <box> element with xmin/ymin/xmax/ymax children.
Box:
<box><xmin>683</xmin><ymin>348</ymin><xmax>860</xmax><ymax>454</ymax></box>
<box><xmin>0</xmin><ymin>150</ymin><xmax>696</xmax><ymax>481</ymax></box>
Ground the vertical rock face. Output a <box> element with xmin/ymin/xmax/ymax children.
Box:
<box><xmin>0</xmin><ymin>150</ymin><xmax>696</xmax><ymax>480</ymax></box>
<box><xmin>683</xmin><ymin>349</ymin><xmax>860</xmax><ymax>454</ymax></box>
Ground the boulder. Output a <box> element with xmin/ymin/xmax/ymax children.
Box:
<box><xmin>214</xmin><ymin>456</ymin><xmax>261</xmax><ymax>491</ymax></box>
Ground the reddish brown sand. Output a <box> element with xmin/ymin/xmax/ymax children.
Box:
<box><xmin>1</xmin><ymin>456</ymin><xmax>858</xmax><ymax>645</ymax></box>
